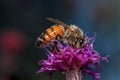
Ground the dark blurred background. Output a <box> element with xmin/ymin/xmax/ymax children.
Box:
<box><xmin>0</xmin><ymin>0</ymin><xmax>119</xmax><ymax>80</ymax></box>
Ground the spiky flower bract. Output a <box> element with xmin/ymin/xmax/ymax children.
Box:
<box><xmin>37</xmin><ymin>37</ymin><xmax>107</xmax><ymax>80</ymax></box>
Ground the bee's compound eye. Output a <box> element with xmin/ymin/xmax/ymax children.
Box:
<box><xmin>80</xmin><ymin>39</ymin><xmax>83</xmax><ymax>44</ymax></box>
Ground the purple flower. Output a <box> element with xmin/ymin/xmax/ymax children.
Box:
<box><xmin>37</xmin><ymin>37</ymin><xmax>107</xmax><ymax>80</ymax></box>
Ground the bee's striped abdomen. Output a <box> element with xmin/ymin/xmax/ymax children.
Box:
<box><xmin>43</xmin><ymin>25</ymin><xmax>64</xmax><ymax>43</ymax></box>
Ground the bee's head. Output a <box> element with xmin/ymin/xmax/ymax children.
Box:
<box><xmin>35</xmin><ymin>37</ymin><xmax>44</xmax><ymax>48</ymax></box>
<box><xmin>79</xmin><ymin>35</ymin><xmax>88</xmax><ymax>46</ymax></box>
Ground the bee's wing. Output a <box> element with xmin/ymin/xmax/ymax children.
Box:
<box><xmin>46</xmin><ymin>18</ymin><xmax>69</xmax><ymax>29</ymax></box>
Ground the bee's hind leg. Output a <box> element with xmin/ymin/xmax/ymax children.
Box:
<box><xmin>55</xmin><ymin>34</ymin><xmax>62</xmax><ymax>40</ymax></box>
<box><xmin>52</xmin><ymin>40</ymin><xmax>61</xmax><ymax>54</ymax></box>
<box><xmin>51</xmin><ymin>35</ymin><xmax>63</xmax><ymax>54</ymax></box>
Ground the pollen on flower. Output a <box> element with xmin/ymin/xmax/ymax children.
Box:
<box><xmin>37</xmin><ymin>36</ymin><xmax>108</xmax><ymax>80</ymax></box>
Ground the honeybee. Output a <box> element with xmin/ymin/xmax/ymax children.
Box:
<box><xmin>35</xmin><ymin>18</ymin><xmax>87</xmax><ymax>49</ymax></box>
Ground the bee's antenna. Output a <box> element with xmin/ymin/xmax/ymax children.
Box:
<box><xmin>46</xmin><ymin>18</ymin><xmax>69</xmax><ymax>29</ymax></box>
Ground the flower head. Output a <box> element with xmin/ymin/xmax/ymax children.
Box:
<box><xmin>37</xmin><ymin>37</ymin><xmax>107</xmax><ymax>80</ymax></box>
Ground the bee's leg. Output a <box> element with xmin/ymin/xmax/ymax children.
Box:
<box><xmin>67</xmin><ymin>36</ymin><xmax>76</xmax><ymax>48</ymax></box>
<box><xmin>52</xmin><ymin>41</ymin><xmax>60</xmax><ymax>54</ymax></box>
<box><xmin>51</xmin><ymin>34</ymin><xmax>63</xmax><ymax>54</ymax></box>
<box><xmin>55</xmin><ymin>34</ymin><xmax>62</xmax><ymax>40</ymax></box>
<box><xmin>76</xmin><ymin>38</ymin><xmax>81</xmax><ymax>48</ymax></box>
